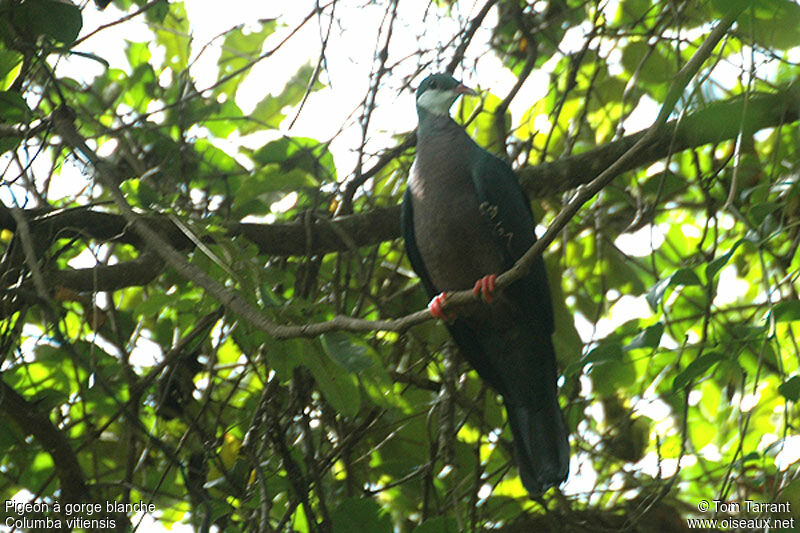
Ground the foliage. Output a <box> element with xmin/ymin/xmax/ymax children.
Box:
<box><xmin>2</xmin><ymin>0</ymin><xmax>800</xmax><ymax>531</ymax></box>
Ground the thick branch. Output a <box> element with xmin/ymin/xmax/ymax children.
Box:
<box><xmin>51</xmin><ymin>108</ymin><xmax>434</xmax><ymax>339</ymax></box>
<box><xmin>44</xmin><ymin>250</ymin><xmax>164</xmax><ymax>291</ymax></box>
<box><xmin>0</xmin><ymin>378</ymin><xmax>90</xmax><ymax>504</ymax></box>
<box><xmin>520</xmin><ymin>88</ymin><xmax>799</xmax><ymax>196</ymax></box>
<box><xmin>4</xmin><ymin>88</ymin><xmax>798</xmax><ymax>261</ymax></box>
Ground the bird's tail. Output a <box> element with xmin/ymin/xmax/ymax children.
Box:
<box><xmin>506</xmin><ymin>395</ymin><xmax>570</xmax><ymax>497</ymax></box>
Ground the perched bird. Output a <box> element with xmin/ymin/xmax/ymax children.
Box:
<box><xmin>401</xmin><ymin>73</ymin><xmax>569</xmax><ymax>496</ymax></box>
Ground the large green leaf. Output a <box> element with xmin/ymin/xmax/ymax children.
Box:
<box><xmin>778</xmin><ymin>375</ymin><xmax>800</xmax><ymax>402</ymax></box>
<box><xmin>706</xmin><ymin>239</ymin><xmax>746</xmax><ymax>281</ymax></box>
<box><xmin>737</xmin><ymin>0</ymin><xmax>800</xmax><ymax>50</ymax></box>
<box><xmin>620</xmin><ymin>41</ymin><xmax>675</xmax><ymax>84</ymax></box>
<box><xmin>12</xmin><ymin>0</ymin><xmax>82</xmax><ymax>44</ymax></box>
<box><xmin>771</xmin><ymin>300</ymin><xmax>800</xmax><ymax>323</ymax></box>
<box><xmin>0</xmin><ymin>90</ymin><xmax>29</xmax><ymax>124</ymax></box>
<box><xmin>624</xmin><ymin>322</ymin><xmax>664</xmax><ymax>351</ymax></box>
<box><xmin>215</xmin><ymin>20</ymin><xmax>277</xmax><ymax>98</ymax></box>
<box><xmin>0</xmin><ymin>48</ymin><xmax>23</xmax><ymax>89</ymax></box>
<box><xmin>155</xmin><ymin>2</ymin><xmax>190</xmax><ymax>71</ymax></box>
<box><xmin>320</xmin><ymin>332</ymin><xmax>374</xmax><ymax>373</ymax></box>
<box><xmin>241</xmin><ymin>64</ymin><xmax>323</xmax><ymax>133</ymax></box>
<box><xmin>299</xmin><ymin>350</ymin><xmax>361</xmax><ymax>417</ymax></box>
<box><xmin>246</xmin><ymin>135</ymin><xmax>335</xmax><ymax>187</ymax></box>
<box><xmin>672</xmin><ymin>352</ymin><xmax>726</xmax><ymax>392</ymax></box>
<box><xmin>647</xmin><ymin>268</ymin><xmax>702</xmax><ymax>311</ymax></box>
<box><xmin>331</xmin><ymin>498</ymin><xmax>392</xmax><ymax>533</ymax></box>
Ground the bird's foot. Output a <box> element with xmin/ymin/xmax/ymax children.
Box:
<box><xmin>428</xmin><ymin>292</ymin><xmax>453</xmax><ymax>321</ymax></box>
<box><xmin>472</xmin><ymin>274</ymin><xmax>497</xmax><ymax>303</ymax></box>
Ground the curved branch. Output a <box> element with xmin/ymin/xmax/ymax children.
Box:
<box><xmin>519</xmin><ymin>86</ymin><xmax>800</xmax><ymax>196</ymax></box>
<box><xmin>5</xmin><ymin>87</ymin><xmax>798</xmax><ymax>262</ymax></box>
<box><xmin>488</xmin><ymin>7</ymin><xmax>745</xmax><ymax>304</ymax></box>
<box><xmin>0</xmin><ymin>378</ymin><xmax>90</xmax><ymax>504</ymax></box>
<box><xmin>11</xmin><ymin>12</ymin><xmax>798</xmax><ymax>343</ymax></box>
<box><xmin>44</xmin><ymin>250</ymin><xmax>164</xmax><ymax>292</ymax></box>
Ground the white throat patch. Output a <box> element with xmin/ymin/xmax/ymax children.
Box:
<box><xmin>417</xmin><ymin>89</ymin><xmax>458</xmax><ymax>115</ymax></box>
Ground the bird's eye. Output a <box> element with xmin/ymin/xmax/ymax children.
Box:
<box><xmin>429</xmin><ymin>80</ymin><xmax>438</xmax><ymax>89</ymax></box>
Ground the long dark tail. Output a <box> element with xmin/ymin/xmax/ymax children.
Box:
<box><xmin>445</xmin><ymin>317</ymin><xmax>570</xmax><ymax>496</ymax></box>
<box><xmin>506</xmin><ymin>395</ymin><xmax>570</xmax><ymax>497</ymax></box>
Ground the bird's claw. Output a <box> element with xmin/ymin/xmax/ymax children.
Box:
<box><xmin>472</xmin><ymin>274</ymin><xmax>497</xmax><ymax>303</ymax></box>
<box><xmin>428</xmin><ymin>292</ymin><xmax>453</xmax><ymax>321</ymax></box>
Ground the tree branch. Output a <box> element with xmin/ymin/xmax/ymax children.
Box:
<box><xmin>5</xmin><ymin>86</ymin><xmax>797</xmax><ymax>261</ymax></box>
<box><xmin>9</xmin><ymin>11</ymin><xmax>793</xmax><ymax>342</ymax></box>
<box><xmin>0</xmin><ymin>378</ymin><xmax>90</xmax><ymax>504</ymax></box>
<box><xmin>50</xmin><ymin>107</ymin><xmax>434</xmax><ymax>339</ymax></box>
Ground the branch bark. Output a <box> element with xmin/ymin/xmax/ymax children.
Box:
<box><xmin>4</xmin><ymin>11</ymin><xmax>795</xmax><ymax>340</ymax></box>
<box><xmin>4</xmin><ymin>86</ymin><xmax>797</xmax><ymax>260</ymax></box>
<box><xmin>0</xmin><ymin>378</ymin><xmax>90</xmax><ymax>504</ymax></box>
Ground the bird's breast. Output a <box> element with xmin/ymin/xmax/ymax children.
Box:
<box><xmin>408</xmin><ymin>159</ymin><xmax>505</xmax><ymax>293</ymax></box>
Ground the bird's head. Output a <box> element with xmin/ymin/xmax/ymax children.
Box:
<box><xmin>416</xmin><ymin>73</ymin><xmax>475</xmax><ymax>116</ymax></box>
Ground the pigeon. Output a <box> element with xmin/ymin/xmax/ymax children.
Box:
<box><xmin>401</xmin><ymin>73</ymin><xmax>569</xmax><ymax>496</ymax></box>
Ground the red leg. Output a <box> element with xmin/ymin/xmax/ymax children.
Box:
<box><xmin>472</xmin><ymin>274</ymin><xmax>497</xmax><ymax>303</ymax></box>
<box><xmin>428</xmin><ymin>292</ymin><xmax>452</xmax><ymax>321</ymax></box>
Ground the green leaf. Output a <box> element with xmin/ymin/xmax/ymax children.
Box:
<box><xmin>252</xmin><ymin>136</ymin><xmax>321</xmax><ymax>166</ymax></box>
<box><xmin>737</xmin><ymin>0</ymin><xmax>800</xmax><ymax>50</ymax></box>
<box><xmin>614</xmin><ymin>0</ymin><xmax>657</xmax><ymax>24</ymax></box>
<box><xmin>778</xmin><ymin>375</ymin><xmax>800</xmax><ymax>402</ymax></box>
<box><xmin>292</xmin><ymin>504</ymin><xmax>309</xmax><ymax>533</ymax></box>
<box><xmin>135</xmin><ymin>292</ymin><xmax>174</xmax><ymax>317</ymax></box>
<box><xmin>748</xmin><ymin>201</ymin><xmax>780</xmax><ymax>225</ymax></box>
<box><xmin>698</xmin><ymin>380</ymin><xmax>722</xmax><ymax>419</ymax></box>
<box><xmin>155</xmin><ymin>2</ymin><xmax>190</xmax><ymax>71</ymax></box>
<box><xmin>0</xmin><ymin>135</ymin><xmax>21</xmax><ymax>153</ymax></box>
<box><xmin>672</xmin><ymin>352</ymin><xmax>725</xmax><ymax>392</ymax></box>
<box><xmin>0</xmin><ymin>91</ymin><xmax>30</xmax><ymax>124</ymax></box>
<box><xmin>245</xmin><ymin>92</ymin><xmax>287</xmax><ymax>130</ymax></box>
<box><xmin>125</xmin><ymin>40</ymin><xmax>151</xmax><ymax>69</ymax></box>
<box><xmin>245</xmin><ymin>136</ymin><xmax>334</xmax><ymax>191</ymax></box>
<box><xmin>215</xmin><ymin>20</ymin><xmax>277</xmax><ymax>98</ymax></box>
<box><xmin>591</xmin><ymin>352</ymin><xmax>637</xmax><ymax>395</ymax></box>
<box><xmin>689</xmin><ymin>410</ymin><xmax>716</xmax><ymax>449</ymax></box>
<box><xmin>331</xmin><ymin>498</ymin><xmax>392</xmax><ymax>533</ymax></box>
<box><xmin>771</xmin><ymin>300</ymin><xmax>800</xmax><ymax>322</ymax></box>
<box><xmin>672</xmin><ymin>268</ymin><xmax>703</xmax><ymax>287</ymax></box>
<box><xmin>300</xmin><ymin>351</ymin><xmax>361</xmax><ymax>417</ymax></box>
<box><xmin>710</xmin><ymin>0</ymin><xmax>751</xmax><ymax>16</ymax></box>
<box><xmin>144</xmin><ymin>0</ymin><xmax>169</xmax><ymax>24</ymax></box>
<box><xmin>123</xmin><ymin>63</ymin><xmax>157</xmax><ymax>113</ymax></box>
<box><xmin>646</xmin><ymin>268</ymin><xmax>701</xmax><ymax>311</ymax></box>
<box><xmin>195</xmin><ymin>138</ymin><xmax>242</xmax><ymax>176</ymax></box>
<box><xmin>620</xmin><ymin>41</ymin><xmax>675</xmax><ymax>83</ymax></box>
<box><xmin>241</xmin><ymin>64</ymin><xmax>323</xmax><ymax>133</ymax></box>
<box><xmin>13</xmin><ymin>0</ymin><xmax>83</xmax><ymax>44</ymax></box>
<box><xmin>645</xmin><ymin>276</ymin><xmax>675</xmax><ymax>310</ymax></box>
<box><xmin>706</xmin><ymin>239</ymin><xmax>745</xmax><ymax>280</ymax></box>
<box><xmin>203</xmin><ymin>99</ymin><xmax>245</xmax><ymax>138</ymax></box>
<box><xmin>585</xmin><ymin>342</ymin><xmax>624</xmax><ymax>365</ymax></box>
<box><xmin>261</xmin><ymin>338</ymin><xmax>302</xmax><ymax>382</ymax></box>
<box><xmin>640</xmin><ymin>170</ymin><xmax>688</xmax><ymax>199</ymax></box>
<box><xmin>624</xmin><ymin>322</ymin><xmax>664</xmax><ymax>351</ymax></box>
<box><xmin>232</xmin><ymin>167</ymin><xmax>316</xmax><ymax>216</ymax></box>
<box><xmin>0</xmin><ymin>49</ymin><xmax>23</xmax><ymax>90</ymax></box>
<box><xmin>320</xmin><ymin>332</ymin><xmax>374</xmax><ymax>373</ymax></box>
<box><xmin>565</xmin><ymin>341</ymin><xmax>623</xmax><ymax>377</ymax></box>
